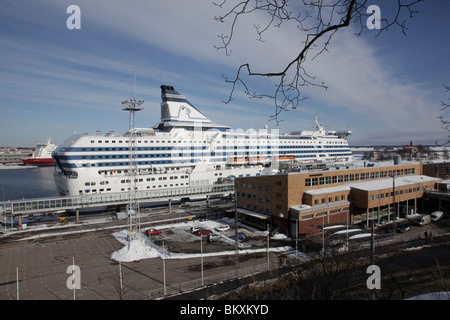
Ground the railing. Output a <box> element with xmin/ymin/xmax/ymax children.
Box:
<box><xmin>0</xmin><ymin>183</ymin><xmax>234</xmax><ymax>216</ymax></box>
<box><xmin>129</xmin><ymin>226</ymin><xmax>450</xmax><ymax>300</ymax></box>
<box><xmin>126</xmin><ymin>262</ymin><xmax>272</xmax><ymax>300</ymax></box>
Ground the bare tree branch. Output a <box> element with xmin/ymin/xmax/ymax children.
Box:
<box><xmin>437</xmin><ymin>84</ymin><xmax>450</xmax><ymax>146</ymax></box>
<box><xmin>214</xmin><ymin>0</ymin><xmax>423</xmax><ymax>123</ymax></box>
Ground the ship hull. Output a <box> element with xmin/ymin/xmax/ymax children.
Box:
<box><xmin>22</xmin><ymin>158</ymin><xmax>55</xmax><ymax>166</ymax></box>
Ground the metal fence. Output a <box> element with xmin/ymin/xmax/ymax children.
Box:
<box><xmin>126</xmin><ymin>262</ymin><xmax>271</xmax><ymax>300</ymax></box>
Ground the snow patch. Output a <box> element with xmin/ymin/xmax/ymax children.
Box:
<box><xmin>111</xmin><ymin>239</ymin><xmax>160</xmax><ymax>262</ymax></box>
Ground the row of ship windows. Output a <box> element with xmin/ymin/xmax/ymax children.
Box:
<box><xmin>84</xmin><ymin>175</ymin><xmax>190</xmax><ymax>186</ymax></box>
<box><xmin>59</xmin><ymin>150</ymin><xmax>352</xmax><ymax>160</ymax></box>
<box><xmin>89</xmin><ymin>139</ymin><xmax>346</xmax><ymax>145</ymax></box>
<box><xmin>79</xmin><ymin>183</ymin><xmax>190</xmax><ymax>194</ymax></box>
<box><xmin>67</xmin><ymin>145</ymin><xmax>351</xmax><ymax>152</ymax></box>
<box><xmin>58</xmin><ymin>153</ymin><xmax>352</xmax><ymax>169</ymax></box>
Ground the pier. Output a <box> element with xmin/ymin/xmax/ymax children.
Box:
<box><xmin>0</xmin><ymin>183</ymin><xmax>234</xmax><ymax>227</ymax></box>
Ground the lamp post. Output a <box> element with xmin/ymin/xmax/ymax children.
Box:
<box><xmin>200</xmin><ymin>236</ymin><xmax>204</xmax><ymax>286</ymax></box>
<box><xmin>162</xmin><ymin>241</ymin><xmax>167</xmax><ymax>296</ymax></box>
<box><xmin>1</xmin><ymin>187</ymin><xmax>5</xmax><ymax>233</ymax></box>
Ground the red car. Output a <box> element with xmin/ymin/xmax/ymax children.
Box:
<box><xmin>196</xmin><ymin>229</ymin><xmax>212</xmax><ymax>236</ymax></box>
<box><xmin>145</xmin><ymin>228</ymin><xmax>162</xmax><ymax>236</ymax></box>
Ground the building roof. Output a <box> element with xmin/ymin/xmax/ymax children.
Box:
<box><xmin>290</xmin><ymin>201</ymin><xmax>350</xmax><ymax>214</ymax></box>
<box><xmin>304</xmin><ymin>185</ymin><xmax>351</xmax><ymax>196</ymax></box>
<box><xmin>347</xmin><ymin>175</ymin><xmax>440</xmax><ymax>192</ymax></box>
<box><xmin>236</xmin><ymin>208</ymin><xmax>270</xmax><ymax>219</ymax></box>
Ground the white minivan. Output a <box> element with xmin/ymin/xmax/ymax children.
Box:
<box><xmin>431</xmin><ymin>211</ymin><xmax>444</xmax><ymax>222</ymax></box>
<box><xmin>414</xmin><ymin>214</ymin><xmax>431</xmax><ymax>226</ymax></box>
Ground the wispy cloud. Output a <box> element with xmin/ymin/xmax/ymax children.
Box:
<box><xmin>0</xmin><ymin>0</ymin><xmax>447</xmax><ymax>146</ymax></box>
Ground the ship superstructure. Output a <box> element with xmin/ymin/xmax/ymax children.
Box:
<box><xmin>52</xmin><ymin>85</ymin><xmax>353</xmax><ymax>196</ymax></box>
<box><xmin>23</xmin><ymin>138</ymin><xmax>57</xmax><ymax>166</ymax></box>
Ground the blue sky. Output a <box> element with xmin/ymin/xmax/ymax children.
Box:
<box><xmin>0</xmin><ymin>0</ymin><xmax>448</xmax><ymax>147</ymax></box>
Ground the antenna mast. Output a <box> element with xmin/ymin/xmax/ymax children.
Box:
<box><xmin>121</xmin><ymin>72</ymin><xmax>144</xmax><ymax>242</ymax></box>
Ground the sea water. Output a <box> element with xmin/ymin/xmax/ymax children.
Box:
<box><xmin>0</xmin><ymin>166</ymin><xmax>58</xmax><ymax>201</ymax></box>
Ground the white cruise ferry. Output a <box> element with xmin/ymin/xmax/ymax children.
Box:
<box><xmin>53</xmin><ymin>85</ymin><xmax>353</xmax><ymax>196</ymax></box>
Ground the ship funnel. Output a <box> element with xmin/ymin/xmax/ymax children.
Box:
<box><xmin>160</xmin><ymin>85</ymin><xmax>212</xmax><ymax>124</ymax></box>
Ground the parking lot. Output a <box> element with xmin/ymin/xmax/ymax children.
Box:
<box><xmin>141</xmin><ymin>217</ymin><xmax>291</xmax><ymax>256</ymax></box>
<box><xmin>0</xmin><ymin>214</ymin><xmax>294</xmax><ymax>300</ymax></box>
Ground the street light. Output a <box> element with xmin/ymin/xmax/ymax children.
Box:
<box><xmin>200</xmin><ymin>236</ymin><xmax>204</xmax><ymax>286</ymax></box>
<box><xmin>1</xmin><ymin>187</ymin><xmax>5</xmax><ymax>233</ymax></box>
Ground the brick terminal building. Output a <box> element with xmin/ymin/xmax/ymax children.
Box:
<box><xmin>235</xmin><ymin>162</ymin><xmax>441</xmax><ymax>237</ymax></box>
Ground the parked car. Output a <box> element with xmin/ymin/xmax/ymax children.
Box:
<box><xmin>413</xmin><ymin>215</ymin><xmax>431</xmax><ymax>226</ymax></box>
<box><xmin>231</xmin><ymin>232</ymin><xmax>247</xmax><ymax>240</ymax></box>
<box><xmin>196</xmin><ymin>229</ymin><xmax>212</xmax><ymax>236</ymax></box>
<box><xmin>215</xmin><ymin>225</ymin><xmax>230</xmax><ymax>232</ymax></box>
<box><xmin>207</xmin><ymin>234</ymin><xmax>220</xmax><ymax>242</ymax></box>
<box><xmin>191</xmin><ymin>227</ymin><xmax>201</xmax><ymax>234</ymax></box>
<box><xmin>145</xmin><ymin>228</ymin><xmax>162</xmax><ymax>236</ymax></box>
<box><xmin>431</xmin><ymin>211</ymin><xmax>444</xmax><ymax>222</ymax></box>
<box><xmin>396</xmin><ymin>223</ymin><xmax>411</xmax><ymax>233</ymax></box>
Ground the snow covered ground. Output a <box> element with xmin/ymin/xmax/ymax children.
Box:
<box><xmin>110</xmin><ymin>218</ymin><xmax>293</xmax><ymax>263</ymax></box>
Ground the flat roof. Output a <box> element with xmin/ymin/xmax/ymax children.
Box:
<box><xmin>304</xmin><ymin>185</ymin><xmax>351</xmax><ymax>196</ymax></box>
<box><xmin>238</xmin><ymin>161</ymin><xmax>421</xmax><ymax>179</ymax></box>
<box><xmin>347</xmin><ymin>175</ymin><xmax>440</xmax><ymax>192</ymax></box>
<box><xmin>236</xmin><ymin>208</ymin><xmax>270</xmax><ymax>219</ymax></box>
<box><xmin>290</xmin><ymin>201</ymin><xmax>350</xmax><ymax>214</ymax></box>
<box><xmin>302</xmin><ymin>175</ymin><xmax>439</xmax><ymax>195</ymax></box>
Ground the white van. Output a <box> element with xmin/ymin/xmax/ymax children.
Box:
<box><xmin>414</xmin><ymin>214</ymin><xmax>431</xmax><ymax>226</ymax></box>
<box><xmin>431</xmin><ymin>211</ymin><xmax>444</xmax><ymax>222</ymax></box>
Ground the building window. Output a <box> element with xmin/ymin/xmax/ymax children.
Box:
<box><xmin>316</xmin><ymin>211</ymin><xmax>327</xmax><ymax>218</ymax></box>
